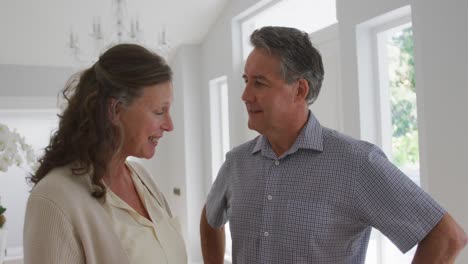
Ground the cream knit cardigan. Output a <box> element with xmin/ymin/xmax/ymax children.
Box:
<box><xmin>23</xmin><ymin>161</ymin><xmax>175</xmax><ymax>264</ymax></box>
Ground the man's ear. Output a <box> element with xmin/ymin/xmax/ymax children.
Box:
<box><xmin>108</xmin><ymin>97</ymin><xmax>122</xmax><ymax>125</ymax></box>
<box><xmin>295</xmin><ymin>78</ymin><xmax>310</xmax><ymax>102</ymax></box>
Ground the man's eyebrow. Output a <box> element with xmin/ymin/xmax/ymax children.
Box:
<box><xmin>243</xmin><ymin>74</ymin><xmax>268</xmax><ymax>81</ymax></box>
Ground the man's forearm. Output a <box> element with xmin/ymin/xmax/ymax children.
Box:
<box><xmin>412</xmin><ymin>213</ymin><xmax>467</xmax><ymax>264</ymax></box>
<box><xmin>200</xmin><ymin>206</ymin><xmax>226</xmax><ymax>264</ymax></box>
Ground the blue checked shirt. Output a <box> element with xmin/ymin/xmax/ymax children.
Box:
<box><xmin>206</xmin><ymin>111</ymin><xmax>445</xmax><ymax>264</ymax></box>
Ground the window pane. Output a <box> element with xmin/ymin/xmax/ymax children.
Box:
<box><xmin>387</xmin><ymin>26</ymin><xmax>420</xmax><ymax>185</ymax></box>
<box><xmin>208</xmin><ymin>76</ymin><xmax>232</xmax><ymax>260</ymax></box>
<box><xmin>209</xmin><ymin>76</ymin><xmax>230</xmax><ymax>182</ymax></box>
<box><xmin>367</xmin><ymin>24</ymin><xmax>419</xmax><ymax>264</ymax></box>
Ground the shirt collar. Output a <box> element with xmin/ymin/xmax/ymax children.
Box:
<box><xmin>252</xmin><ymin>111</ymin><xmax>324</xmax><ymax>158</ymax></box>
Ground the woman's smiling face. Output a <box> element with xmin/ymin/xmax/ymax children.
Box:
<box><xmin>118</xmin><ymin>81</ymin><xmax>174</xmax><ymax>159</ymax></box>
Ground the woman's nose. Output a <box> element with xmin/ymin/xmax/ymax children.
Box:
<box><xmin>163</xmin><ymin>113</ymin><xmax>174</xmax><ymax>132</ymax></box>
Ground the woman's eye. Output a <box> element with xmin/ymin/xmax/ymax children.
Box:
<box><xmin>154</xmin><ymin>111</ymin><xmax>164</xmax><ymax>116</ymax></box>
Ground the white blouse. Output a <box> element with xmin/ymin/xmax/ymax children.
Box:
<box><xmin>103</xmin><ymin>166</ymin><xmax>187</xmax><ymax>264</ymax></box>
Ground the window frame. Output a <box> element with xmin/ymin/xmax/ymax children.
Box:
<box><xmin>356</xmin><ymin>5</ymin><xmax>423</xmax><ymax>264</ymax></box>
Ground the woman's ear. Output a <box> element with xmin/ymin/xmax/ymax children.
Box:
<box><xmin>108</xmin><ymin>98</ymin><xmax>122</xmax><ymax>125</ymax></box>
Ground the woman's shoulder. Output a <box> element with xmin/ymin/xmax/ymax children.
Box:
<box><xmin>30</xmin><ymin>164</ymin><xmax>94</xmax><ymax>207</ymax></box>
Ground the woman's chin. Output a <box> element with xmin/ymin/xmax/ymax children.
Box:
<box><xmin>144</xmin><ymin>149</ymin><xmax>157</xmax><ymax>159</ymax></box>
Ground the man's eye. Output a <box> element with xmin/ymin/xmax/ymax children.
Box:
<box><xmin>154</xmin><ymin>111</ymin><xmax>164</xmax><ymax>116</ymax></box>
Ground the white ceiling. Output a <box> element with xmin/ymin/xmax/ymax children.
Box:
<box><xmin>0</xmin><ymin>0</ymin><xmax>230</xmax><ymax>67</ymax></box>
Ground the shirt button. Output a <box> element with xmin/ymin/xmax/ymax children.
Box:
<box><xmin>264</xmin><ymin>232</ymin><xmax>269</xmax><ymax>237</ymax></box>
<box><xmin>267</xmin><ymin>195</ymin><xmax>273</xmax><ymax>200</ymax></box>
<box><xmin>274</xmin><ymin>160</ymin><xmax>279</xmax><ymax>166</ymax></box>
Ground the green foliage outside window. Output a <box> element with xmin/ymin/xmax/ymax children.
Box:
<box><xmin>389</xmin><ymin>27</ymin><xmax>419</xmax><ymax>167</ymax></box>
<box><xmin>0</xmin><ymin>205</ymin><xmax>5</xmax><ymax>228</ymax></box>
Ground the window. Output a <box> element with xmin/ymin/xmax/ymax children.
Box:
<box><xmin>369</xmin><ymin>21</ymin><xmax>419</xmax><ymax>264</ymax></box>
<box><xmin>208</xmin><ymin>76</ymin><xmax>232</xmax><ymax>262</ymax></box>
<box><xmin>209</xmin><ymin>76</ymin><xmax>230</xmax><ymax>182</ymax></box>
<box><xmin>378</xmin><ymin>24</ymin><xmax>420</xmax><ymax>185</ymax></box>
<box><xmin>357</xmin><ymin>6</ymin><xmax>420</xmax><ymax>264</ymax></box>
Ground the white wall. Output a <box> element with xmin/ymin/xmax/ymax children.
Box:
<box><xmin>200</xmin><ymin>0</ymin><xmax>263</xmax><ymax>194</ymax></box>
<box><xmin>172</xmin><ymin>45</ymin><xmax>205</xmax><ymax>263</ymax></box>
<box><xmin>337</xmin><ymin>0</ymin><xmax>468</xmax><ymax>261</ymax></box>
<box><xmin>0</xmin><ymin>65</ymin><xmax>76</xmax><ymax>97</ymax></box>
<box><xmin>309</xmin><ymin>24</ymin><xmax>342</xmax><ymax>132</ymax></box>
<box><xmin>412</xmin><ymin>1</ymin><xmax>468</xmax><ymax>261</ymax></box>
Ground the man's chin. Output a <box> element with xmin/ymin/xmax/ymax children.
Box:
<box><xmin>247</xmin><ymin>121</ymin><xmax>262</xmax><ymax>133</ymax></box>
<box><xmin>247</xmin><ymin>120</ymin><xmax>255</xmax><ymax>130</ymax></box>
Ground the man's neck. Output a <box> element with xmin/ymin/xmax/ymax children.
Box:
<box><xmin>267</xmin><ymin>109</ymin><xmax>309</xmax><ymax>157</ymax></box>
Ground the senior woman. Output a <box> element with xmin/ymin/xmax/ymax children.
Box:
<box><xmin>23</xmin><ymin>44</ymin><xmax>187</xmax><ymax>264</ymax></box>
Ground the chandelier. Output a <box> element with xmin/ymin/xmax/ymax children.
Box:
<box><xmin>68</xmin><ymin>0</ymin><xmax>170</xmax><ymax>64</ymax></box>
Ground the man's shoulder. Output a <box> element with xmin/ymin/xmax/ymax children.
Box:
<box><xmin>321</xmin><ymin>127</ymin><xmax>379</xmax><ymax>157</ymax></box>
<box><xmin>227</xmin><ymin>136</ymin><xmax>259</xmax><ymax>158</ymax></box>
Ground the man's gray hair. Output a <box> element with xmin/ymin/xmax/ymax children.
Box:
<box><xmin>250</xmin><ymin>26</ymin><xmax>324</xmax><ymax>105</ymax></box>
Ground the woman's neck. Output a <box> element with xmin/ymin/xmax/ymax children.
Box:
<box><xmin>103</xmin><ymin>156</ymin><xmax>131</xmax><ymax>189</ymax></box>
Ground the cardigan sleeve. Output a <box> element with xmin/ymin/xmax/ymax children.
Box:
<box><xmin>23</xmin><ymin>194</ymin><xmax>85</xmax><ymax>264</ymax></box>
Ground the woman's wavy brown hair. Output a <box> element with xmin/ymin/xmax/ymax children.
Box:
<box><xmin>29</xmin><ymin>44</ymin><xmax>172</xmax><ymax>198</ymax></box>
